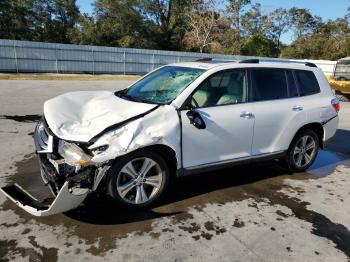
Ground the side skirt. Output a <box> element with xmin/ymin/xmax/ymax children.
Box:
<box><xmin>177</xmin><ymin>151</ymin><xmax>286</xmax><ymax>177</ymax></box>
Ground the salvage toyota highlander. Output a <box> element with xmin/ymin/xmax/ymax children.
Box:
<box><xmin>1</xmin><ymin>59</ymin><xmax>339</xmax><ymax>216</ymax></box>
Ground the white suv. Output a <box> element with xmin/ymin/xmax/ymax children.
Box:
<box><xmin>1</xmin><ymin>59</ymin><xmax>340</xmax><ymax>216</ymax></box>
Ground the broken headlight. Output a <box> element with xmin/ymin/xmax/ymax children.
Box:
<box><xmin>58</xmin><ymin>140</ymin><xmax>92</xmax><ymax>167</ymax></box>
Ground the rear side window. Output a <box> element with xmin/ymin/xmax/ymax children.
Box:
<box><xmin>294</xmin><ymin>70</ymin><xmax>320</xmax><ymax>96</ymax></box>
<box><xmin>251</xmin><ymin>68</ymin><xmax>288</xmax><ymax>101</ymax></box>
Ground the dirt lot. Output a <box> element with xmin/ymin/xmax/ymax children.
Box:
<box><xmin>0</xmin><ymin>80</ymin><xmax>350</xmax><ymax>262</ymax></box>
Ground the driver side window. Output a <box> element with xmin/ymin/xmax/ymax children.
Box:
<box><xmin>191</xmin><ymin>69</ymin><xmax>248</xmax><ymax>108</ymax></box>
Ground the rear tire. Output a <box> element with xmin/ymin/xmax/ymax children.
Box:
<box><xmin>107</xmin><ymin>150</ymin><xmax>170</xmax><ymax>208</ymax></box>
<box><xmin>285</xmin><ymin>129</ymin><xmax>319</xmax><ymax>173</ymax></box>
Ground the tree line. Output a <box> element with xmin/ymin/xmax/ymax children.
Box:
<box><xmin>1</xmin><ymin>0</ymin><xmax>350</xmax><ymax>60</ymax></box>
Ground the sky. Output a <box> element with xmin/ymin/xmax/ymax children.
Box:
<box><xmin>76</xmin><ymin>0</ymin><xmax>350</xmax><ymax>44</ymax></box>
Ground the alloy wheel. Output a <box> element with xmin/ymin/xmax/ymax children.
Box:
<box><xmin>116</xmin><ymin>157</ymin><xmax>163</xmax><ymax>205</ymax></box>
<box><xmin>293</xmin><ymin>135</ymin><xmax>317</xmax><ymax>168</ymax></box>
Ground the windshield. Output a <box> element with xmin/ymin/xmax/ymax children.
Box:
<box><xmin>119</xmin><ymin>66</ymin><xmax>205</xmax><ymax>104</ymax></box>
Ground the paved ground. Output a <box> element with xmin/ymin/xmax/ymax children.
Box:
<box><xmin>0</xmin><ymin>80</ymin><xmax>350</xmax><ymax>262</ymax></box>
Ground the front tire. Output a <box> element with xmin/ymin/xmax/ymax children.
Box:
<box><xmin>285</xmin><ymin>129</ymin><xmax>319</xmax><ymax>173</ymax></box>
<box><xmin>107</xmin><ymin>150</ymin><xmax>170</xmax><ymax>208</ymax></box>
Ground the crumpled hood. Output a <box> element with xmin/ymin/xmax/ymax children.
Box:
<box><xmin>44</xmin><ymin>91</ymin><xmax>157</xmax><ymax>142</ymax></box>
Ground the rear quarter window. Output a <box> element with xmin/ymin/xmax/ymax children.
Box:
<box><xmin>294</xmin><ymin>70</ymin><xmax>320</xmax><ymax>96</ymax></box>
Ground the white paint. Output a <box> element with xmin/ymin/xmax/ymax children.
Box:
<box><xmin>181</xmin><ymin>103</ymin><xmax>254</xmax><ymax>168</ymax></box>
<box><xmin>44</xmin><ymin>91</ymin><xmax>157</xmax><ymax>142</ymax></box>
<box><xmin>0</xmin><ymin>181</ymin><xmax>88</xmax><ymax>216</ymax></box>
<box><xmin>89</xmin><ymin>105</ymin><xmax>181</xmax><ymax>166</ymax></box>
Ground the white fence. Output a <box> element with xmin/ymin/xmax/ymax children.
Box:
<box><xmin>292</xmin><ymin>59</ymin><xmax>336</xmax><ymax>75</ymax></box>
<box><xmin>0</xmin><ymin>39</ymin><xmax>336</xmax><ymax>75</ymax></box>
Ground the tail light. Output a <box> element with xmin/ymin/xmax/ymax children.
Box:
<box><xmin>331</xmin><ymin>98</ymin><xmax>340</xmax><ymax>113</ymax></box>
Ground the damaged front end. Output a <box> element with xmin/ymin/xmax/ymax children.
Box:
<box><xmin>1</xmin><ymin>118</ymin><xmax>108</xmax><ymax>216</ymax></box>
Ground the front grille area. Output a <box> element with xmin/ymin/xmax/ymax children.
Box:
<box><xmin>39</xmin><ymin>154</ymin><xmax>64</xmax><ymax>195</ymax></box>
<box><xmin>34</xmin><ymin>119</ymin><xmax>54</xmax><ymax>153</ymax></box>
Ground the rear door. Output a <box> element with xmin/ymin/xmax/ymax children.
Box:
<box><xmin>250</xmin><ymin>68</ymin><xmax>308</xmax><ymax>155</ymax></box>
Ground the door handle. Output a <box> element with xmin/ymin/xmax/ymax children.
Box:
<box><xmin>292</xmin><ymin>105</ymin><xmax>304</xmax><ymax>111</ymax></box>
<box><xmin>240</xmin><ymin>111</ymin><xmax>254</xmax><ymax>119</ymax></box>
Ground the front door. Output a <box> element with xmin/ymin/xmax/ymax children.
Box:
<box><xmin>181</xmin><ymin>69</ymin><xmax>254</xmax><ymax>168</ymax></box>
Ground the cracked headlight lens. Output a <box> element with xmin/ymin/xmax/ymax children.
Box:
<box><xmin>58</xmin><ymin>140</ymin><xmax>92</xmax><ymax>166</ymax></box>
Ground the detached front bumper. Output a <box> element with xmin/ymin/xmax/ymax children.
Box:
<box><xmin>0</xmin><ymin>119</ymin><xmax>92</xmax><ymax>216</ymax></box>
<box><xmin>0</xmin><ymin>181</ymin><xmax>88</xmax><ymax>216</ymax></box>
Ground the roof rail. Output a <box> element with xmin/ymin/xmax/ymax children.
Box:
<box><xmin>194</xmin><ymin>58</ymin><xmax>318</xmax><ymax>68</ymax></box>
<box><xmin>195</xmin><ymin>58</ymin><xmax>213</xmax><ymax>62</ymax></box>
<box><xmin>239</xmin><ymin>58</ymin><xmax>318</xmax><ymax>68</ymax></box>
<box><xmin>239</xmin><ymin>59</ymin><xmax>259</xmax><ymax>64</ymax></box>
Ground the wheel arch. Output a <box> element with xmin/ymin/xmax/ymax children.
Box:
<box><xmin>292</xmin><ymin>122</ymin><xmax>324</xmax><ymax>149</ymax></box>
<box><xmin>111</xmin><ymin>144</ymin><xmax>178</xmax><ymax>175</ymax></box>
<box><xmin>137</xmin><ymin>144</ymin><xmax>178</xmax><ymax>174</ymax></box>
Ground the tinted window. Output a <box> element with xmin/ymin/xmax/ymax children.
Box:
<box><xmin>252</xmin><ymin>68</ymin><xmax>288</xmax><ymax>101</ymax></box>
<box><xmin>286</xmin><ymin>70</ymin><xmax>299</xmax><ymax>97</ymax></box>
<box><xmin>191</xmin><ymin>69</ymin><xmax>248</xmax><ymax>107</ymax></box>
<box><xmin>294</xmin><ymin>70</ymin><xmax>320</xmax><ymax>96</ymax></box>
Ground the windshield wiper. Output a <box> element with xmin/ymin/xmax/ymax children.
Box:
<box><xmin>121</xmin><ymin>94</ymin><xmax>140</xmax><ymax>102</ymax></box>
<box><xmin>116</xmin><ymin>91</ymin><xmax>163</xmax><ymax>105</ymax></box>
<box><xmin>121</xmin><ymin>94</ymin><xmax>154</xmax><ymax>104</ymax></box>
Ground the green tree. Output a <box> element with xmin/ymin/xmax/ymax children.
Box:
<box><xmin>214</xmin><ymin>16</ymin><xmax>241</xmax><ymax>54</ymax></box>
<box><xmin>289</xmin><ymin>8</ymin><xmax>320</xmax><ymax>38</ymax></box>
<box><xmin>241</xmin><ymin>3</ymin><xmax>269</xmax><ymax>37</ymax></box>
<box><xmin>266</xmin><ymin>8</ymin><xmax>290</xmax><ymax>53</ymax></box>
<box><xmin>282</xmin><ymin>19</ymin><xmax>350</xmax><ymax>60</ymax></box>
<box><xmin>227</xmin><ymin>0</ymin><xmax>251</xmax><ymax>33</ymax></box>
<box><xmin>73</xmin><ymin>0</ymin><xmax>155</xmax><ymax>48</ymax></box>
<box><xmin>138</xmin><ymin>0</ymin><xmax>192</xmax><ymax>50</ymax></box>
<box><xmin>52</xmin><ymin>0</ymin><xmax>80</xmax><ymax>42</ymax></box>
<box><xmin>221</xmin><ymin>0</ymin><xmax>250</xmax><ymax>54</ymax></box>
<box><xmin>0</xmin><ymin>0</ymin><xmax>33</xmax><ymax>40</ymax></box>
<box><xmin>0</xmin><ymin>0</ymin><xmax>80</xmax><ymax>43</ymax></box>
<box><xmin>183</xmin><ymin>0</ymin><xmax>222</xmax><ymax>53</ymax></box>
<box><xmin>345</xmin><ymin>7</ymin><xmax>350</xmax><ymax>25</ymax></box>
<box><xmin>69</xmin><ymin>14</ymin><xmax>98</xmax><ymax>45</ymax></box>
<box><xmin>240</xmin><ymin>34</ymin><xmax>277</xmax><ymax>57</ymax></box>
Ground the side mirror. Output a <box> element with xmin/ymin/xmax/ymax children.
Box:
<box><xmin>186</xmin><ymin>110</ymin><xmax>206</xmax><ymax>129</ymax></box>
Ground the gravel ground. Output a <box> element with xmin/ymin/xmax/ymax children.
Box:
<box><xmin>0</xmin><ymin>80</ymin><xmax>350</xmax><ymax>262</ymax></box>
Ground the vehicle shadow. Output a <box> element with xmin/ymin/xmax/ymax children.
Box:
<box><xmin>65</xmin><ymin>161</ymin><xmax>288</xmax><ymax>225</ymax></box>
<box><xmin>65</xmin><ymin>129</ymin><xmax>350</xmax><ymax>225</ymax></box>
<box><xmin>326</xmin><ymin>129</ymin><xmax>350</xmax><ymax>156</ymax></box>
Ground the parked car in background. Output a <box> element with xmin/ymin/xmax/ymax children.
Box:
<box><xmin>334</xmin><ymin>57</ymin><xmax>350</xmax><ymax>81</ymax></box>
<box><xmin>1</xmin><ymin>59</ymin><xmax>339</xmax><ymax>216</ymax></box>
